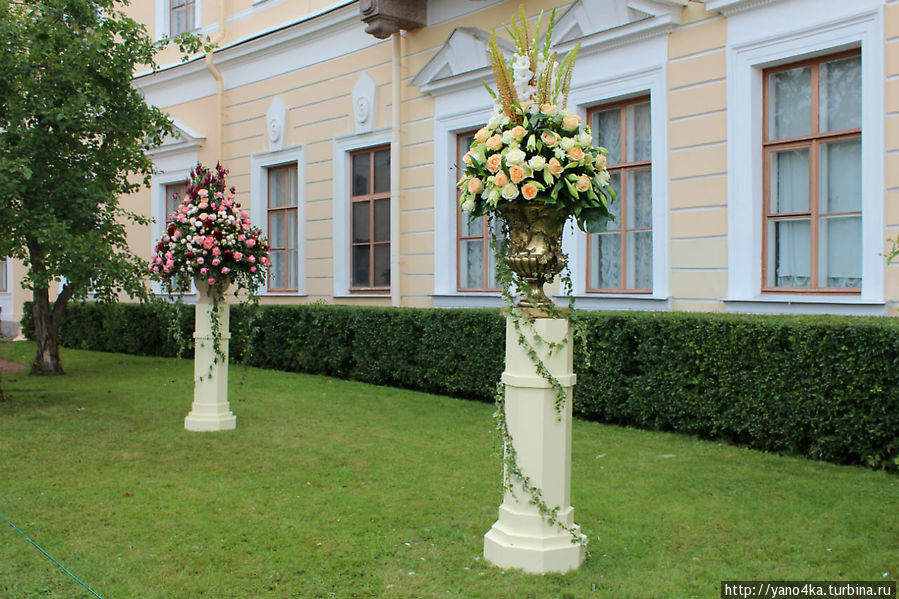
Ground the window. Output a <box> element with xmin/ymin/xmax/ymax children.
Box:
<box><xmin>267</xmin><ymin>164</ymin><xmax>299</xmax><ymax>292</ymax></box>
<box><xmin>170</xmin><ymin>0</ymin><xmax>195</xmax><ymax>37</ymax></box>
<box><xmin>0</xmin><ymin>260</ymin><xmax>6</xmax><ymax>293</ymax></box>
<box><xmin>457</xmin><ymin>132</ymin><xmax>501</xmax><ymax>291</ymax></box>
<box><xmin>165</xmin><ymin>182</ymin><xmax>187</xmax><ymax>224</ymax></box>
<box><xmin>763</xmin><ymin>51</ymin><xmax>861</xmax><ymax>292</ymax></box>
<box><xmin>587</xmin><ymin>97</ymin><xmax>652</xmax><ymax>293</ymax></box>
<box><xmin>350</xmin><ymin>146</ymin><xmax>390</xmax><ymax>291</ymax></box>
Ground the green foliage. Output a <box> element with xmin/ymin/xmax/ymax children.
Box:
<box><xmin>24</xmin><ymin>302</ymin><xmax>899</xmax><ymax>471</ymax></box>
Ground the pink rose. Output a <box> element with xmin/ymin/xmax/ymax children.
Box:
<box><xmin>248</xmin><ymin>255</ymin><xmax>255</xmax><ymax>263</ymax></box>
<box><xmin>207</xmin><ymin>277</ymin><xmax>216</xmax><ymax>285</ymax></box>
<box><xmin>203</xmin><ymin>238</ymin><xmax>214</xmax><ymax>249</ymax></box>
<box><xmin>212</xmin><ymin>258</ymin><xmax>221</xmax><ymax>266</ymax></box>
<box><xmin>221</xmin><ymin>267</ymin><xmax>230</xmax><ymax>274</ymax></box>
<box><xmin>249</xmin><ymin>266</ymin><xmax>257</xmax><ymax>273</ymax></box>
<box><xmin>234</xmin><ymin>252</ymin><xmax>243</xmax><ymax>260</ymax></box>
<box><xmin>211</xmin><ymin>247</ymin><xmax>221</xmax><ymax>256</ymax></box>
<box><xmin>197</xmin><ymin>257</ymin><xmax>204</xmax><ymax>265</ymax></box>
<box><xmin>247</xmin><ymin>239</ymin><xmax>256</xmax><ymax>247</ymax></box>
<box><xmin>200</xmin><ymin>267</ymin><xmax>208</xmax><ymax>275</ymax></box>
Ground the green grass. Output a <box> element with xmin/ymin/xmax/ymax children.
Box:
<box><xmin>0</xmin><ymin>341</ymin><xmax>896</xmax><ymax>599</ymax></box>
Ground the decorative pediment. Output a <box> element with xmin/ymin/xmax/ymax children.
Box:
<box><xmin>148</xmin><ymin>118</ymin><xmax>205</xmax><ymax>157</ymax></box>
<box><xmin>553</xmin><ymin>0</ymin><xmax>685</xmax><ymax>52</ymax></box>
<box><xmin>702</xmin><ymin>0</ymin><xmax>778</xmax><ymax>15</ymax></box>
<box><xmin>411</xmin><ymin>27</ymin><xmax>514</xmax><ymax>95</ymax></box>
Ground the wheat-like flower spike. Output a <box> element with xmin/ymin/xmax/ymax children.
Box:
<box><xmin>559</xmin><ymin>42</ymin><xmax>580</xmax><ymax>109</ymax></box>
<box><xmin>488</xmin><ymin>29</ymin><xmax>518</xmax><ymax>117</ymax></box>
<box><xmin>543</xmin><ymin>8</ymin><xmax>556</xmax><ymax>58</ymax></box>
<box><xmin>538</xmin><ymin>50</ymin><xmax>556</xmax><ymax>105</ymax></box>
<box><xmin>481</xmin><ymin>80</ymin><xmax>498</xmax><ymax>101</ymax></box>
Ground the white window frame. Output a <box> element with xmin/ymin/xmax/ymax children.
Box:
<box><xmin>250</xmin><ymin>144</ymin><xmax>306</xmax><ymax>296</ymax></box>
<box><xmin>562</xmin><ymin>33</ymin><xmax>670</xmax><ymax>311</ymax></box>
<box><xmin>155</xmin><ymin>0</ymin><xmax>202</xmax><ymax>42</ymax></box>
<box><xmin>332</xmin><ymin>128</ymin><xmax>392</xmax><ymax>298</ymax></box>
<box><xmin>151</xmin><ymin>167</ymin><xmax>197</xmax><ymax>299</ymax></box>
<box><xmin>723</xmin><ymin>0</ymin><xmax>885</xmax><ymax>315</ymax></box>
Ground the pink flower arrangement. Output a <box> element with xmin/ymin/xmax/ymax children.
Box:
<box><xmin>150</xmin><ymin>162</ymin><xmax>270</xmax><ymax>293</ymax></box>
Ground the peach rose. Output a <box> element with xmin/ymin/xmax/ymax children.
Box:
<box><xmin>568</xmin><ymin>146</ymin><xmax>586</xmax><ymax>163</ymax></box>
<box><xmin>562</xmin><ymin>114</ymin><xmax>582</xmax><ymax>132</ymax></box>
<box><xmin>486</xmin><ymin>154</ymin><xmax>503</xmax><ymax>173</ymax></box>
<box><xmin>468</xmin><ymin>177</ymin><xmax>484</xmax><ymax>195</ymax></box>
<box><xmin>595</xmin><ymin>153</ymin><xmax>607</xmax><ymax>169</ymax></box>
<box><xmin>541</xmin><ymin>103</ymin><xmax>556</xmax><ymax>115</ymax></box>
<box><xmin>462</xmin><ymin>151</ymin><xmax>473</xmax><ymax>166</ymax></box>
<box><xmin>509</xmin><ymin>164</ymin><xmax>526</xmax><ymax>184</ymax></box>
<box><xmin>510</xmin><ymin>125</ymin><xmax>527</xmax><ymax>139</ymax></box>
<box><xmin>575</xmin><ymin>174</ymin><xmax>591</xmax><ymax>192</ymax></box>
<box><xmin>521</xmin><ymin>182</ymin><xmax>539</xmax><ymax>200</ymax></box>
<box><xmin>541</xmin><ymin>131</ymin><xmax>558</xmax><ymax>147</ymax></box>
<box><xmin>474</xmin><ymin>127</ymin><xmax>490</xmax><ymax>143</ymax></box>
<box><xmin>548</xmin><ymin>157</ymin><xmax>564</xmax><ymax>176</ymax></box>
<box><xmin>486</xmin><ymin>134</ymin><xmax>503</xmax><ymax>151</ymax></box>
<box><xmin>493</xmin><ymin>171</ymin><xmax>509</xmax><ymax>187</ymax></box>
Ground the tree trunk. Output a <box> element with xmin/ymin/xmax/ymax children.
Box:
<box><xmin>0</xmin><ymin>373</ymin><xmax>5</xmax><ymax>402</ymax></box>
<box><xmin>31</xmin><ymin>284</ymin><xmax>74</xmax><ymax>375</ymax></box>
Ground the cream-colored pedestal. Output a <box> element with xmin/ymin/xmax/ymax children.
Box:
<box><xmin>184</xmin><ymin>295</ymin><xmax>236</xmax><ymax>432</ymax></box>
<box><xmin>484</xmin><ymin>316</ymin><xmax>585</xmax><ymax>573</ymax></box>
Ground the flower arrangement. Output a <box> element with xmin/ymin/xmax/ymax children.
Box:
<box><xmin>150</xmin><ymin>163</ymin><xmax>270</xmax><ymax>294</ymax></box>
<box><xmin>456</xmin><ymin>8</ymin><xmax>615</xmax><ymax>234</ymax></box>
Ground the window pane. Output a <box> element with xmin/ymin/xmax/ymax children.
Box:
<box><xmin>269</xmin><ymin>211</ymin><xmax>284</xmax><ymax>248</ymax></box>
<box><xmin>373</xmin><ymin>198</ymin><xmax>390</xmax><ymax>242</ymax></box>
<box><xmin>374</xmin><ymin>149</ymin><xmax>390</xmax><ymax>194</ymax></box>
<box><xmin>166</xmin><ymin>183</ymin><xmax>186</xmax><ymax>221</ymax></box>
<box><xmin>593</xmin><ymin>108</ymin><xmax>621</xmax><ymax>165</ymax></box>
<box><xmin>606</xmin><ymin>172</ymin><xmax>622</xmax><ymax>228</ymax></box>
<box><xmin>626</xmin><ymin>102</ymin><xmax>651</xmax><ymax>163</ymax></box>
<box><xmin>626</xmin><ymin>230</ymin><xmax>652</xmax><ymax>290</ymax></box>
<box><xmin>461</xmin><ymin>213</ymin><xmax>483</xmax><ymax>237</ymax></box>
<box><xmin>769</xmin><ymin>66</ymin><xmax>812</xmax><ymax>139</ymax></box>
<box><xmin>769</xmin><ymin>219</ymin><xmax>811</xmax><ymax>287</ymax></box>
<box><xmin>0</xmin><ymin>261</ymin><xmax>6</xmax><ymax>291</ymax></box>
<box><xmin>287</xmin><ymin>165</ymin><xmax>298</xmax><ymax>206</ymax></box>
<box><xmin>819</xmin><ymin>139</ymin><xmax>861</xmax><ymax>214</ymax></box>
<box><xmin>286</xmin><ymin>210</ymin><xmax>297</xmax><ymax>250</ymax></box>
<box><xmin>458</xmin><ymin>134</ymin><xmax>475</xmax><ymax>174</ymax></box>
<box><xmin>460</xmin><ymin>239</ymin><xmax>484</xmax><ymax>289</ymax></box>
<box><xmin>625</xmin><ymin>168</ymin><xmax>652</xmax><ymax>229</ymax></box>
<box><xmin>373</xmin><ymin>244</ymin><xmax>390</xmax><ymax>287</ymax></box>
<box><xmin>171</xmin><ymin>8</ymin><xmax>187</xmax><ymax>36</ymax></box>
<box><xmin>818</xmin><ymin>215</ymin><xmax>861</xmax><ymax>288</ymax></box>
<box><xmin>287</xmin><ymin>249</ymin><xmax>297</xmax><ymax>290</ymax></box>
<box><xmin>487</xmin><ymin>218</ymin><xmax>503</xmax><ymax>289</ymax></box>
<box><xmin>269</xmin><ymin>168</ymin><xmax>285</xmax><ymax>208</ymax></box>
<box><xmin>352</xmin><ymin>202</ymin><xmax>370</xmax><ymax>243</ymax></box>
<box><xmin>820</xmin><ymin>55</ymin><xmax>861</xmax><ymax>133</ymax></box>
<box><xmin>590</xmin><ymin>232</ymin><xmax>621</xmax><ymax>289</ymax></box>
<box><xmin>353</xmin><ymin>245</ymin><xmax>370</xmax><ymax>287</ymax></box>
<box><xmin>770</xmin><ymin>148</ymin><xmax>809</xmax><ymax>214</ymax></box>
<box><xmin>352</xmin><ymin>153</ymin><xmax>370</xmax><ymax>196</ymax></box>
<box><xmin>268</xmin><ymin>250</ymin><xmax>284</xmax><ymax>289</ymax></box>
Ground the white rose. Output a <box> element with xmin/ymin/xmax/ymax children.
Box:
<box><xmin>505</xmin><ymin>147</ymin><xmax>527</xmax><ymax>165</ymax></box>
<box><xmin>578</xmin><ymin>132</ymin><xmax>593</xmax><ymax>146</ymax></box>
<box><xmin>528</xmin><ymin>155</ymin><xmax>546</xmax><ymax>171</ymax></box>
<box><xmin>595</xmin><ymin>170</ymin><xmax>611</xmax><ymax>187</ymax></box>
<box><xmin>461</xmin><ymin>196</ymin><xmax>476</xmax><ymax>212</ymax></box>
<box><xmin>501</xmin><ymin>183</ymin><xmax>520</xmax><ymax>200</ymax></box>
<box><xmin>560</xmin><ymin>137</ymin><xmax>575</xmax><ymax>151</ymax></box>
<box><xmin>487</xmin><ymin>115</ymin><xmax>502</xmax><ymax>130</ymax></box>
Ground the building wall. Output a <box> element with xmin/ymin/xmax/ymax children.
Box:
<box><xmin>3</xmin><ymin>0</ymin><xmax>897</xmax><ymax>337</ymax></box>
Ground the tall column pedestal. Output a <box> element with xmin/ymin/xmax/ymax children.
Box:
<box><xmin>184</xmin><ymin>295</ymin><xmax>236</xmax><ymax>432</ymax></box>
<box><xmin>484</xmin><ymin>316</ymin><xmax>585</xmax><ymax>574</ymax></box>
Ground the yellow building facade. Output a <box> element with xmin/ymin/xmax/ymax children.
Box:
<box><xmin>2</xmin><ymin>0</ymin><xmax>898</xmax><ymax>336</ymax></box>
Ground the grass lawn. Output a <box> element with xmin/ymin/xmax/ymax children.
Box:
<box><xmin>0</xmin><ymin>341</ymin><xmax>896</xmax><ymax>599</ymax></box>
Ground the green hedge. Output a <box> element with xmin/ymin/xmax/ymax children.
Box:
<box><xmin>21</xmin><ymin>302</ymin><xmax>899</xmax><ymax>471</ymax></box>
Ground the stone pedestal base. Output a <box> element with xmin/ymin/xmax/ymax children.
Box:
<box><xmin>185</xmin><ymin>298</ymin><xmax>235</xmax><ymax>432</ymax></box>
<box><xmin>484</xmin><ymin>316</ymin><xmax>585</xmax><ymax>574</ymax></box>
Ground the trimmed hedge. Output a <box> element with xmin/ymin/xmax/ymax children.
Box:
<box><xmin>21</xmin><ymin>302</ymin><xmax>899</xmax><ymax>471</ymax></box>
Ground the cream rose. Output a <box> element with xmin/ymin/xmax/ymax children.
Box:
<box><xmin>560</xmin><ymin>137</ymin><xmax>575</xmax><ymax>151</ymax></box>
<box><xmin>505</xmin><ymin>147</ymin><xmax>526</xmax><ymax>165</ymax></box>
<box><xmin>461</xmin><ymin>196</ymin><xmax>476</xmax><ymax>212</ymax></box>
<box><xmin>528</xmin><ymin>155</ymin><xmax>546</xmax><ymax>171</ymax></box>
<box><xmin>595</xmin><ymin>170</ymin><xmax>611</xmax><ymax>187</ymax></box>
<box><xmin>521</xmin><ymin>182</ymin><xmax>539</xmax><ymax>200</ymax></box>
<box><xmin>501</xmin><ymin>183</ymin><xmax>520</xmax><ymax>200</ymax></box>
<box><xmin>595</xmin><ymin>153</ymin><xmax>608</xmax><ymax>169</ymax></box>
<box><xmin>486</xmin><ymin>154</ymin><xmax>503</xmax><ymax>173</ymax></box>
